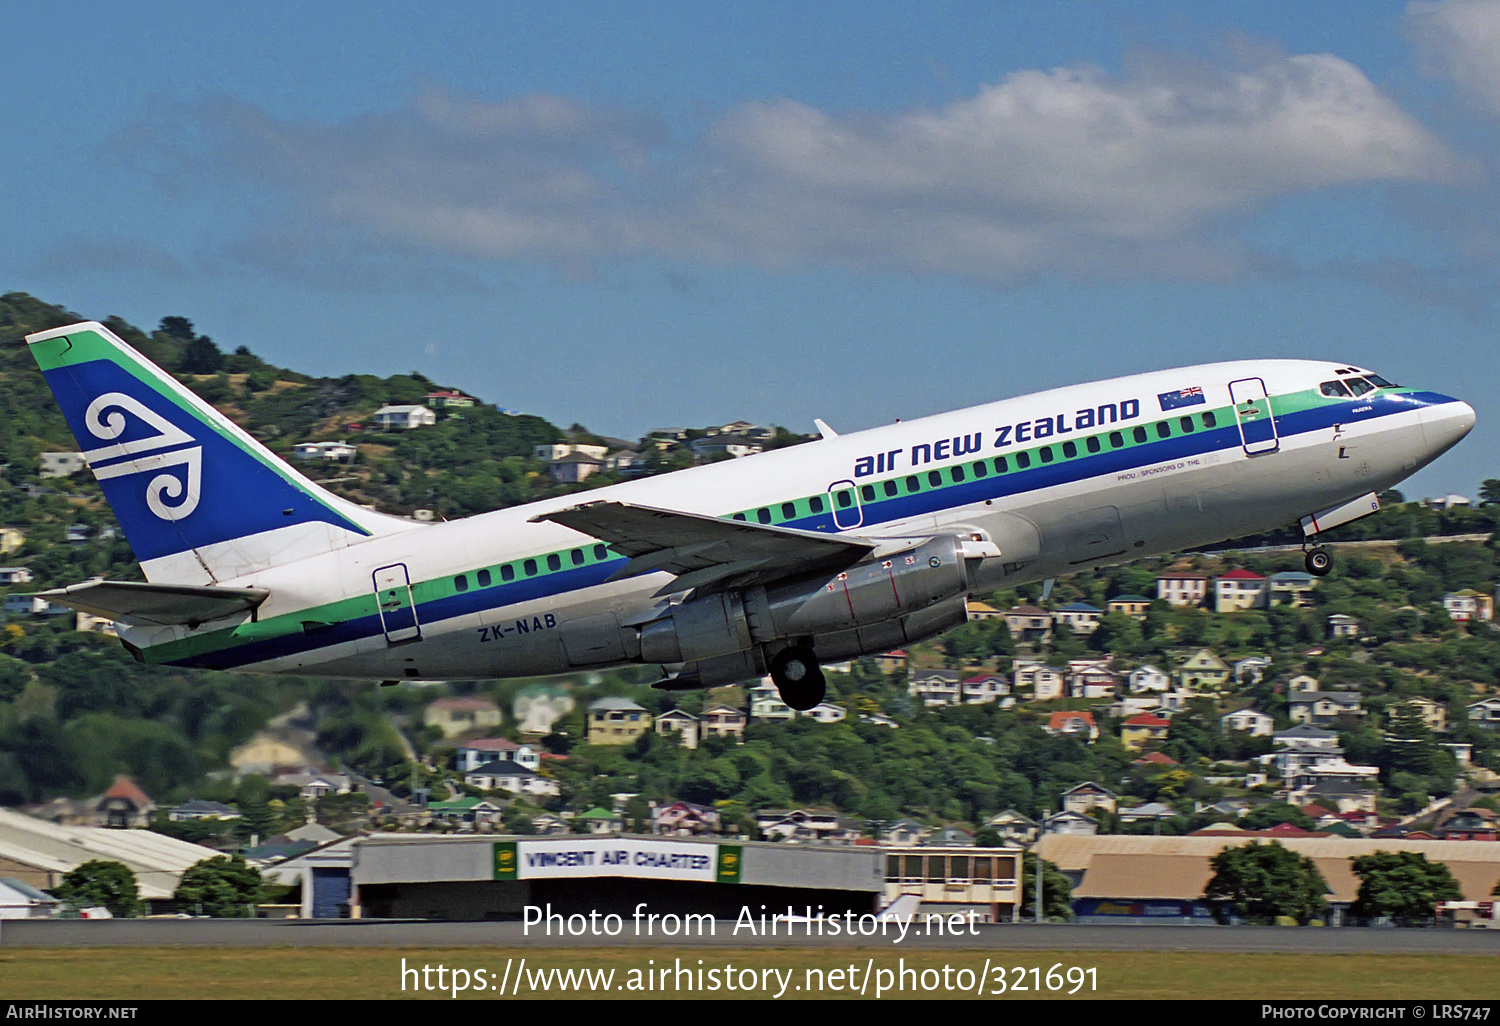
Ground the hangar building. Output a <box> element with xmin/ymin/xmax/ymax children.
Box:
<box><xmin>346</xmin><ymin>834</ymin><xmax>1023</xmax><ymax>922</ymax></box>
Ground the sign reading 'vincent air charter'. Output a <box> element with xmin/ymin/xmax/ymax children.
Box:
<box><xmin>493</xmin><ymin>839</ymin><xmax>741</xmax><ymax>882</ymax></box>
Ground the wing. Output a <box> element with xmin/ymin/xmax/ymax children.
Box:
<box><xmin>528</xmin><ymin>500</ymin><xmax>874</xmax><ymax>592</ymax></box>
<box><xmin>38</xmin><ymin>579</ymin><xmax>269</xmax><ymax>627</ymax></box>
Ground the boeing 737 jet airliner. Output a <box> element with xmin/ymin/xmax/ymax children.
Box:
<box><xmin>27</xmin><ymin>322</ymin><xmax>1474</xmax><ymax>709</ymax></box>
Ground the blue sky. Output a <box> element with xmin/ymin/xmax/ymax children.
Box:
<box><xmin>6</xmin><ymin>2</ymin><xmax>1500</xmax><ymax>497</ymax></box>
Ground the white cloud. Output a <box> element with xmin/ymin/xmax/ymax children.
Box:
<box><xmin>1410</xmin><ymin>0</ymin><xmax>1500</xmax><ymax>114</ymax></box>
<box><xmin>123</xmin><ymin>54</ymin><xmax>1456</xmax><ymax>284</ymax></box>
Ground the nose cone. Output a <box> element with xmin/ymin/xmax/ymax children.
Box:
<box><xmin>1421</xmin><ymin>398</ymin><xmax>1476</xmax><ymax>457</ymax></box>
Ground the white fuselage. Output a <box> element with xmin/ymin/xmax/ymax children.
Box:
<box><xmin>128</xmin><ymin>358</ymin><xmax>1474</xmax><ymax>681</ymax></box>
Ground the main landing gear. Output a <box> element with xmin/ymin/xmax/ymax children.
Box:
<box><xmin>769</xmin><ymin>645</ymin><xmax>826</xmax><ymax>711</ymax></box>
<box><xmin>1304</xmin><ymin>545</ymin><xmax>1333</xmax><ymax>577</ymax></box>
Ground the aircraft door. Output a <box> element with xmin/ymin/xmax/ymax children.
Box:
<box><xmin>1229</xmin><ymin>377</ymin><xmax>1280</xmax><ymax>456</ymax></box>
<box><xmin>372</xmin><ymin>563</ymin><xmax>422</xmax><ymax>644</ymax></box>
<box><xmin>828</xmin><ymin>480</ymin><xmax>864</xmax><ymax>530</ymax></box>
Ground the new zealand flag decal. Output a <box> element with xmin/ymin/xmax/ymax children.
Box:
<box><xmin>1157</xmin><ymin>386</ymin><xmax>1205</xmax><ymax>411</ymax></box>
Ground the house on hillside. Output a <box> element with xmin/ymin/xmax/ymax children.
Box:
<box><xmin>1156</xmin><ymin>573</ymin><xmax>1207</xmax><ymax>607</ymax></box>
<box><xmin>1053</xmin><ymin>602</ymin><xmax>1102</xmax><ymax>634</ymax></box>
<box><xmin>587</xmin><ymin>697</ymin><xmax>652</xmax><ymax>744</ymax></box>
<box><xmin>1215</xmin><ymin>569</ymin><xmax>1268</xmax><ymax>612</ymax></box>
<box><xmin>908</xmin><ymin>668</ymin><xmax>964</xmax><ymax>707</ymax></box>
<box><xmin>424</xmin><ymin>697</ymin><xmax>503</xmax><ymax>738</ymax></box>
<box><xmin>372</xmin><ymin>405</ymin><xmax>437</xmax><ymax>430</ymax></box>
<box><xmin>655</xmin><ymin>709</ymin><xmax>700</xmax><ymax>749</ymax></box>
<box><xmin>1120</xmin><ymin>713</ymin><xmax>1171</xmax><ymax>750</ymax></box>
<box><xmin>1044</xmin><ymin>711</ymin><xmax>1098</xmax><ymax>742</ymax></box>
<box><xmin>1268</xmin><ymin>571</ymin><xmax>1318</xmax><ymax>608</ymax></box>
<box><xmin>95</xmin><ymin>776</ymin><xmax>154</xmax><ymax>829</ymax></box>
<box><xmin>1175</xmin><ymin>649</ymin><xmax>1230</xmax><ymax>690</ymax></box>
<box><xmin>1003</xmin><ymin>606</ymin><xmax>1053</xmax><ymax>644</ymax></box>
<box><xmin>1221</xmin><ymin>709</ymin><xmax>1275</xmax><ymax>737</ymax></box>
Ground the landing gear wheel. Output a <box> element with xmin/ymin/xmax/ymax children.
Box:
<box><xmin>769</xmin><ymin>646</ymin><xmax>826</xmax><ymax>711</ymax></box>
<box><xmin>1305</xmin><ymin>546</ymin><xmax>1333</xmax><ymax>577</ymax></box>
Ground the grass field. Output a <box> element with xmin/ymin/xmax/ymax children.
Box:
<box><xmin>1</xmin><ymin>948</ymin><xmax>1496</xmax><ymax>1000</ymax></box>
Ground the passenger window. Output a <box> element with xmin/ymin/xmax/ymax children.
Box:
<box><xmin>477</xmin><ymin>569</ymin><xmax>491</xmax><ymax>587</ymax></box>
<box><xmin>993</xmin><ymin>457</ymin><xmax>1007</xmax><ymax>473</ymax></box>
<box><xmin>593</xmin><ymin>545</ymin><xmax>608</xmax><ymax>560</ymax></box>
<box><xmin>1320</xmin><ymin>380</ymin><xmax>1352</xmax><ymax>398</ymax></box>
<box><xmin>836</xmin><ymin>493</ymin><xmax>852</xmax><ymax>509</ymax></box>
<box><xmin>809</xmin><ymin>496</ymin><xmax>825</xmax><ymax>513</ymax></box>
<box><xmin>860</xmin><ymin>485</ymin><xmax>875</xmax><ymax>502</ymax></box>
<box><xmin>547</xmin><ymin>554</ymin><xmax>561</xmax><ymax>572</ymax></box>
<box><xmin>1203</xmin><ymin>412</ymin><xmax>1217</xmax><ymax>429</ymax></box>
<box><xmin>1016</xmin><ymin>452</ymin><xmax>1031</xmax><ymax>469</ymax></box>
<box><xmin>501</xmin><ymin>564</ymin><xmax>515</xmax><ymax>582</ymax></box>
<box><xmin>733</xmin><ymin>512</ymin><xmax>747</xmax><ymax>521</ymax></box>
<box><xmin>884</xmin><ymin>480</ymin><xmax>899</xmax><ymax>496</ymax></box>
<box><xmin>1180</xmin><ymin>417</ymin><xmax>1194</xmax><ymax>432</ymax></box>
<box><xmin>1109</xmin><ymin>431</ymin><xmax>1124</xmax><ymax>448</ymax></box>
<box><xmin>906</xmin><ymin>475</ymin><xmax>920</xmax><ymax>491</ymax></box>
<box><xmin>1155</xmin><ymin>422</ymin><xmax>1170</xmax><ymax>439</ymax></box>
<box><xmin>758</xmin><ymin>507</ymin><xmax>773</xmax><ymax>523</ymax></box>
<box><xmin>1039</xmin><ymin>447</ymin><xmax>1054</xmax><ymax>464</ymax></box>
<box><xmin>782</xmin><ymin>502</ymin><xmax>796</xmax><ymax>519</ymax></box>
<box><xmin>455</xmin><ymin>575</ymin><xmax>468</xmax><ymax>592</ymax></box>
<box><xmin>1086</xmin><ymin>436</ymin><xmax>1100</xmax><ymax>454</ymax></box>
<box><xmin>1062</xmin><ymin>441</ymin><xmax>1077</xmax><ymax>458</ymax></box>
<box><xmin>523</xmin><ymin>559</ymin><xmax>537</xmax><ymax>577</ymax></box>
<box><xmin>928</xmin><ymin>471</ymin><xmax>942</xmax><ymax>487</ymax></box>
<box><xmin>951</xmin><ymin>466</ymin><xmax>965</xmax><ymax>482</ymax></box>
<box><xmin>571</xmin><ymin>549</ymin><xmax>584</xmax><ymax>566</ymax></box>
<box><xmin>972</xmin><ymin>460</ymin><xmax>987</xmax><ymax>478</ymax></box>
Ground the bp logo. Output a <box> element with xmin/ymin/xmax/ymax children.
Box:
<box><xmin>493</xmin><ymin>841</ymin><xmax>518</xmax><ymax>880</ymax></box>
<box><xmin>715</xmin><ymin>845</ymin><xmax>743</xmax><ymax>884</ymax></box>
<box><xmin>81</xmin><ymin>392</ymin><xmax>202</xmax><ymax>521</ymax></box>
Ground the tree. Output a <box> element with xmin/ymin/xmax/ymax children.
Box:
<box><xmin>1240</xmin><ymin>802</ymin><xmax>1316</xmax><ymax>832</ymax></box>
<box><xmin>1350</xmin><ymin>851</ymin><xmax>1461</xmax><ymax>926</ymax></box>
<box><xmin>179</xmin><ymin>335</ymin><xmax>225</xmax><ymax>374</ymax></box>
<box><xmin>52</xmin><ymin>859</ymin><xmax>139</xmax><ymax>918</ymax></box>
<box><xmin>1019</xmin><ymin>852</ymin><xmax>1073</xmax><ymax>921</ymax></box>
<box><xmin>1479</xmin><ymin>480</ymin><xmax>1500</xmax><ymax>507</ymax></box>
<box><xmin>1203</xmin><ymin>841</ymin><xmax>1328</xmax><ymax>924</ymax></box>
<box><xmin>173</xmin><ymin>855</ymin><xmax>266</xmax><ymax>918</ymax></box>
<box><xmin>157</xmin><ymin>316</ymin><xmax>195</xmax><ymax>341</ymax></box>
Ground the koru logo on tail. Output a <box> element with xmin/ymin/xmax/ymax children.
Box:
<box><xmin>81</xmin><ymin>392</ymin><xmax>202</xmax><ymax>521</ymax></box>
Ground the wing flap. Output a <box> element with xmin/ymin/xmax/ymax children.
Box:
<box><xmin>38</xmin><ymin>579</ymin><xmax>269</xmax><ymax>627</ymax></box>
<box><xmin>529</xmin><ymin>500</ymin><xmax>873</xmax><ymax>590</ymax></box>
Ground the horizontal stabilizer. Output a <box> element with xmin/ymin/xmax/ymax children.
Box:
<box><xmin>38</xmin><ymin>579</ymin><xmax>269</xmax><ymax>627</ymax></box>
<box><xmin>529</xmin><ymin>500</ymin><xmax>873</xmax><ymax>590</ymax></box>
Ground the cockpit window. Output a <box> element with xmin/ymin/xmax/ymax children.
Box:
<box><xmin>1320</xmin><ymin>380</ymin><xmax>1352</xmax><ymax>398</ymax></box>
<box><xmin>1364</xmin><ymin>373</ymin><xmax>1397</xmax><ymax>388</ymax></box>
<box><xmin>1347</xmin><ymin>377</ymin><xmax>1375</xmax><ymax>397</ymax></box>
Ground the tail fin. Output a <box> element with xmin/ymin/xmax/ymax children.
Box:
<box><xmin>28</xmin><ymin>321</ymin><xmax>418</xmax><ymax>585</ymax></box>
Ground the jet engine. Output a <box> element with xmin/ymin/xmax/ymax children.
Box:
<box><xmin>633</xmin><ymin>535</ymin><xmax>971</xmax><ymax>702</ymax></box>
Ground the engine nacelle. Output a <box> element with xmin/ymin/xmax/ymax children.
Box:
<box><xmin>638</xmin><ymin>591</ymin><xmax>752</xmax><ymax>665</ymax></box>
<box><xmin>743</xmin><ymin>535</ymin><xmax>968</xmax><ymax>641</ymax></box>
<box><xmin>634</xmin><ymin>535</ymin><xmax>970</xmax><ymax>675</ymax></box>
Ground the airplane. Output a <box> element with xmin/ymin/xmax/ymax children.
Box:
<box><xmin>26</xmin><ymin>321</ymin><xmax>1475</xmax><ymax>710</ymax></box>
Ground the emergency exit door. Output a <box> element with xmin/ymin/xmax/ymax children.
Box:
<box><xmin>373</xmin><ymin>563</ymin><xmax>422</xmax><ymax>643</ymax></box>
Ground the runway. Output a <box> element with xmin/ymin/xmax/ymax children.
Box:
<box><xmin>6</xmin><ymin>918</ymin><xmax>1499</xmax><ymax>953</ymax></box>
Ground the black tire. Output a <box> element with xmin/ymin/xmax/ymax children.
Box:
<box><xmin>769</xmin><ymin>646</ymin><xmax>826</xmax><ymax>711</ymax></box>
<box><xmin>1305</xmin><ymin>547</ymin><xmax>1333</xmax><ymax>576</ymax></box>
